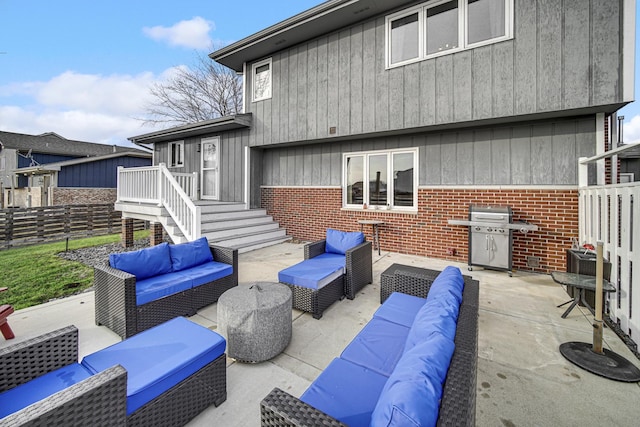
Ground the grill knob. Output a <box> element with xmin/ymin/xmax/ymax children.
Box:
<box><xmin>498</xmin><ymin>228</ymin><xmax>505</xmax><ymax>233</ymax></box>
<box><xmin>475</xmin><ymin>226</ymin><xmax>481</xmax><ymax>231</ymax></box>
<box><xmin>487</xmin><ymin>227</ymin><xmax>493</xmax><ymax>232</ymax></box>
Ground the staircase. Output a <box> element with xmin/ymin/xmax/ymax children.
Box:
<box><xmin>164</xmin><ymin>201</ymin><xmax>290</xmax><ymax>253</ymax></box>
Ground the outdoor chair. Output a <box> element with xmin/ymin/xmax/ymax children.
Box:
<box><xmin>0</xmin><ymin>317</ymin><xmax>227</xmax><ymax>426</ymax></box>
<box><xmin>0</xmin><ymin>287</ymin><xmax>15</xmax><ymax>340</ymax></box>
<box><xmin>278</xmin><ymin>229</ymin><xmax>372</xmax><ymax>319</ymax></box>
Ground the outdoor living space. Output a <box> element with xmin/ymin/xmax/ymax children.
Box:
<box><xmin>2</xmin><ymin>242</ymin><xmax>639</xmax><ymax>426</ymax></box>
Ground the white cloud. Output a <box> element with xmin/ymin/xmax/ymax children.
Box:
<box><xmin>623</xmin><ymin>114</ymin><xmax>640</xmax><ymax>144</ymax></box>
<box><xmin>143</xmin><ymin>17</ymin><xmax>213</xmax><ymax>50</ymax></box>
<box><xmin>0</xmin><ymin>69</ymin><xmax>182</xmax><ymax>146</ymax></box>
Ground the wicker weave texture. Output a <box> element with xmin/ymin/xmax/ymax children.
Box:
<box><xmin>344</xmin><ymin>241</ymin><xmax>373</xmax><ymax>300</ymax></box>
<box><xmin>380</xmin><ymin>264</ymin><xmax>441</xmax><ymax>303</ymax></box>
<box><xmin>261</xmin><ymin>387</ymin><xmax>347</xmax><ymax>427</ymax></box>
<box><xmin>128</xmin><ymin>353</ymin><xmax>227</xmax><ymax>427</ymax></box>
<box><xmin>284</xmin><ymin>275</ymin><xmax>344</xmax><ymax>319</ymax></box>
<box><xmin>94</xmin><ymin>245</ymin><xmax>238</xmax><ymax>339</ymax></box>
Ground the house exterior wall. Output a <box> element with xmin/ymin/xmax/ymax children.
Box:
<box><xmin>262</xmin><ymin>186</ymin><xmax>577</xmax><ymax>273</ymax></box>
<box><xmin>50</xmin><ymin>188</ymin><xmax>117</xmax><ymax>205</ymax></box>
<box><xmin>261</xmin><ymin>116</ymin><xmax>597</xmax><ymax>187</ymax></box>
<box><xmin>58</xmin><ymin>156</ymin><xmax>151</xmax><ymax>188</ymax></box>
<box><xmin>246</xmin><ymin>0</ymin><xmax>624</xmax><ymax>147</ymax></box>
<box><xmin>153</xmin><ymin>130</ymin><xmax>250</xmax><ymax>202</ymax></box>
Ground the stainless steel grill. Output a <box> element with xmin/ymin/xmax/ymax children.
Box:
<box><xmin>468</xmin><ymin>205</ymin><xmax>513</xmax><ymax>276</ymax></box>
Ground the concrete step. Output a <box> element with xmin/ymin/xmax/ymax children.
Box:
<box><xmin>204</xmin><ymin>228</ymin><xmax>288</xmax><ymax>251</ymax></box>
<box><xmin>193</xmin><ymin>202</ymin><xmax>247</xmax><ymax>214</ymax></box>
<box><xmin>200</xmin><ymin>209</ymin><xmax>268</xmax><ymax>223</ymax></box>
<box><xmin>201</xmin><ymin>216</ymin><xmax>275</xmax><ymax>232</ymax></box>
<box><xmin>202</xmin><ymin>222</ymin><xmax>280</xmax><ymax>240</ymax></box>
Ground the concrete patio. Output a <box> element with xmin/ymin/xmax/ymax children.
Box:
<box><xmin>2</xmin><ymin>242</ymin><xmax>639</xmax><ymax>426</ymax></box>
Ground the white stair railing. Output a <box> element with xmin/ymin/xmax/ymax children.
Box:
<box><xmin>117</xmin><ymin>164</ymin><xmax>201</xmax><ymax>241</ymax></box>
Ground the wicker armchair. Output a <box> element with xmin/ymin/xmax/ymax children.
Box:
<box><xmin>261</xmin><ymin>271</ymin><xmax>479</xmax><ymax>427</ymax></box>
<box><xmin>0</xmin><ymin>326</ymin><xmax>128</xmax><ymax>426</ymax></box>
<box><xmin>281</xmin><ymin>239</ymin><xmax>372</xmax><ymax>319</ymax></box>
<box><xmin>94</xmin><ymin>244</ymin><xmax>238</xmax><ymax>339</ymax></box>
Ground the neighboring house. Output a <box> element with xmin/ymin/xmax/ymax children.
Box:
<box><xmin>124</xmin><ymin>0</ymin><xmax>635</xmax><ymax>273</ymax></box>
<box><xmin>0</xmin><ymin>131</ymin><xmax>151</xmax><ymax>208</ymax></box>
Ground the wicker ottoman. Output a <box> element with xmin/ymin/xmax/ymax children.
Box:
<box><xmin>217</xmin><ymin>282</ymin><xmax>292</xmax><ymax>363</ymax></box>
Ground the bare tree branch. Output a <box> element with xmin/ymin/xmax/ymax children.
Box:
<box><xmin>142</xmin><ymin>52</ymin><xmax>242</xmax><ymax>126</ymax></box>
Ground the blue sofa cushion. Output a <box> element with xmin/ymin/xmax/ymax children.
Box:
<box><xmin>109</xmin><ymin>242</ymin><xmax>172</xmax><ymax>280</ymax></box>
<box><xmin>373</xmin><ymin>292</ymin><xmax>427</xmax><ymax>328</ymax></box>
<box><xmin>340</xmin><ymin>318</ymin><xmax>410</xmax><ymax>377</ymax></box>
<box><xmin>135</xmin><ymin>271</ymin><xmax>193</xmax><ymax>306</ymax></box>
<box><xmin>325</xmin><ymin>229</ymin><xmax>364</xmax><ymax>255</ymax></box>
<box><xmin>0</xmin><ymin>363</ymin><xmax>93</xmax><ymax>418</ymax></box>
<box><xmin>81</xmin><ymin>317</ymin><xmax>226</xmax><ymax>415</ymax></box>
<box><xmin>404</xmin><ymin>298</ymin><xmax>459</xmax><ymax>352</ymax></box>
<box><xmin>300</xmin><ymin>358</ymin><xmax>388</xmax><ymax>427</ymax></box>
<box><xmin>178</xmin><ymin>261</ymin><xmax>233</xmax><ymax>288</ymax></box>
<box><xmin>371</xmin><ymin>332</ymin><xmax>456</xmax><ymax>427</ymax></box>
<box><xmin>169</xmin><ymin>237</ymin><xmax>214</xmax><ymax>272</ymax></box>
<box><xmin>278</xmin><ymin>253</ymin><xmax>345</xmax><ymax>289</ymax></box>
<box><xmin>426</xmin><ymin>266</ymin><xmax>464</xmax><ymax>306</ymax></box>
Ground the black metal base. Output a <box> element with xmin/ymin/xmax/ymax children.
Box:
<box><xmin>559</xmin><ymin>341</ymin><xmax>640</xmax><ymax>382</ymax></box>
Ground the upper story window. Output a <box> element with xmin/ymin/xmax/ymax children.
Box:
<box><xmin>252</xmin><ymin>58</ymin><xmax>272</xmax><ymax>102</ymax></box>
<box><xmin>343</xmin><ymin>148</ymin><xmax>418</xmax><ymax>211</ymax></box>
<box><xmin>386</xmin><ymin>0</ymin><xmax>513</xmax><ymax>68</ymax></box>
<box><xmin>169</xmin><ymin>141</ymin><xmax>184</xmax><ymax>168</ymax></box>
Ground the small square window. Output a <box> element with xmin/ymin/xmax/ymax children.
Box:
<box><xmin>252</xmin><ymin>58</ymin><xmax>272</xmax><ymax>102</ymax></box>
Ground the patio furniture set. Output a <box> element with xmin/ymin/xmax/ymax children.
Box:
<box><xmin>0</xmin><ymin>229</ymin><xmax>479</xmax><ymax>426</ymax></box>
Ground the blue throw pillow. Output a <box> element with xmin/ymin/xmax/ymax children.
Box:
<box><xmin>109</xmin><ymin>243</ymin><xmax>172</xmax><ymax>280</ymax></box>
<box><xmin>169</xmin><ymin>237</ymin><xmax>214</xmax><ymax>272</ymax></box>
<box><xmin>325</xmin><ymin>229</ymin><xmax>365</xmax><ymax>255</ymax></box>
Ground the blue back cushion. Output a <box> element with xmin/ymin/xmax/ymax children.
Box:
<box><xmin>169</xmin><ymin>237</ymin><xmax>214</xmax><ymax>272</ymax></box>
<box><xmin>82</xmin><ymin>317</ymin><xmax>226</xmax><ymax>415</ymax></box>
<box><xmin>371</xmin><ymin>332</ymin><xmax>455</xmax><ymax>427</ymax></box>
<box><xmin>0</xmin><ymin>363</ymin><xmax>93</xmax><ymax>418</ymax></box>
<box><xmin>109</xmin><ymin>243</ymin><xmax>172</xmax><ymax>280</ymax></box>
<box><xmin>404</xmin><ymin>298</ymin><xmax>459</xmax><ymax>352</ymax></box>
<box><xmin>426</xmin><ymin>266</ymin><xmax>464</xmax><ymax>306</ymax></box>
<box><xmin>325</xmin><ymin>229</ymin><xmax>365</xmax><ymax>255</ymax></box>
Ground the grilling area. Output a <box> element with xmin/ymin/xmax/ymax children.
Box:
<box><xmin>2</xmin><ymin>242</ymin><xmax>638</xmax><ymax>426</ymax></box>
<box><xmin>448</xmin><ymin>204</ymin><xmax>539</xmax><ymax>276</ymax></box>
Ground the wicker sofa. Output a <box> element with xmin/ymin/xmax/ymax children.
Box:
<box><xmin>278</xmin><ymin>229</ymin><xmax>373</xmax><ymax>319</ymax></box>
<box><xmin>261</xmin><ymin>266</ymin><xmax>479</xmax><ymax>427</ymax></box>
<box><xmin>0</xmin><ymin>317</ymin><xmax>227</xmax><ymax>426</ymax></box>
<box><xmin>94</xmin><ymin>237</ymin><xmax>238</xmax><ymax>339</ymax></box>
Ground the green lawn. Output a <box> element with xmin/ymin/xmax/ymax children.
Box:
<box><xmin>0</xmin><ymin>231</ymin><xmax>149</xmax><ymax>310</ymax></box>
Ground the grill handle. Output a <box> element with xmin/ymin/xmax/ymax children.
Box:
<box><xmin>474</xmin><ymin>214</ymin><xmax>510</xmax><ymax>221</ymax></box>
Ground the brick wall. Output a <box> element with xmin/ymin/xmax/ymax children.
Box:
<box><xmin>262</xmin><ymin>187</ymin><xmax>578</xmax><ymax>273</ymax></box>
<box><xmin>51</xmin><ymin>188</ymin><xmax>117</xmax><ymax>205</ymax></box>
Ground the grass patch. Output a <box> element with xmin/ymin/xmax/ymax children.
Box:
<box><xmin>1</xmin><ymin>230</ymin><xmax>149</xmax><ymax>310</ymax></box>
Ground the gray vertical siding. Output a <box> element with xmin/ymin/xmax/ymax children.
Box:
<box><xmin>261</xmin><ymin>117</ymin><xmax>597</xmax><ymax>187</ymax></box>
<box><xmin>246</xmin><ymin>0</ymin><xmax>624</xmax><ymax>147</ymax></box>
<box><xmin>154</xmin><ymin>130</ymin><xmax>249</xmax><ymax>202</ymax></box>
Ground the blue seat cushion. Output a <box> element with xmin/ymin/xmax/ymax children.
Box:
<box><xmin>169</xmin><ymin>237</ymin><xmax>214</xmax><ymax>272</ymax></box>
<box><xmin>278</xmin><ymin>253</ymin><xmax>345</xmax><ymax>290</ymax></box>
<box><xmin>109</xmin><ymin>242</ymin><xmax>172</xmax><ymax>280</ymax></box>
<box><xmin>325</xmin><ymin>229</ymin><xmax>364</xmax><ymax>255</ymax></box>
<box><xmin>340</xmin><ymin>318</ymin><xmax>410</xmax><ymax>376</ymax></box>
<box><xmin>373</xmin><ymin>292</ymin><xmax>426</xmax><ymax>327</ymax></box>
<box><xmin>0</xmin><ymin>363</ymin><xmax>93</xmax><ymax>418</ymax></box>
<box><xmin>82</xmin><ymin>317</ymin><xmax>226</xmax><ymax>415</ymax></box>
<box><xmin>300</xmin><ymin>358</ymin><xmax>388</xmax><ymax>427</ymax></box>
<box><xmin>179</xmin><ymin>261</ymin><xmax>233</xmax><ymax>288</ymax></box>
<box><xmin>135</xmin><ymin>271</ymin><xmax>193</xmax><ymax>306</ymax></box>
<box><xmin>371</xmin><ymin>332</ymin><xmax>456</xmax><ymax>427</ymax></box>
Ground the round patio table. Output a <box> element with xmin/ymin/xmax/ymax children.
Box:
<box><xmin>217</xmin><ymin>282</ymin><xmax>292</xmax><ymax>363</ymax></box>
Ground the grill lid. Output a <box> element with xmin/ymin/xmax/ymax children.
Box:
<box><xmin>469</xmin><ymin>205</ymin><xmax>512</xmax><ymax>223</ymax></box>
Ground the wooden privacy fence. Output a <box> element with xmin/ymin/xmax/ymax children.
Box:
<box><xmin>0</xmin><ymin>204</ymin><xmax>145</xmax><ymax>249</ymax></box>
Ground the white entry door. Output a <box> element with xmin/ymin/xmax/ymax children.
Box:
<box><xmin>201</xmin><ymin>137</ymin><xmax>220</xmax><ymax>200</ymax></box>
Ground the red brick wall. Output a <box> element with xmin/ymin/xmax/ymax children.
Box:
<box><xmin>262</xmin><ymin>187</ymin><xmax>578</xmax><ymax>273</ymax></box>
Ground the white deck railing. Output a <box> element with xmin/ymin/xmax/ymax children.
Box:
<box><xmin>117</xmin><ymin>164</ymin><xmax>201</xmax><ymax>241</ymax></box>
<box><xmin>578</xmin><ymin>161</ymin><xmax>639</xmax><ymax>343</ymax></box>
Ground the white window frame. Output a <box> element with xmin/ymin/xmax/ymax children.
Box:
<box><xmin>168</xmin><ymin>141</ymin><xmax>184</xmax><ymax>168</ymax></box>
<box><xmin>386</xmin><ymin>0</ymin><xmax>513</xmax><ymax>69</ymax></box>
<box><xmin>342</xmin><ymin>148</ymin><xmax>419</xmax><ymax>211</ymax></box>
<box><xmin>252</xmin><ymin>57</ymin><xmax>272</xmax><ymax>102</ymax></box>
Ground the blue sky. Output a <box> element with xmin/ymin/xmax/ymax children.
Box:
<box><xmin>0</xmin><ymin>0</ymin><xmax>639</xmax><ymax>147</ymax></box>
